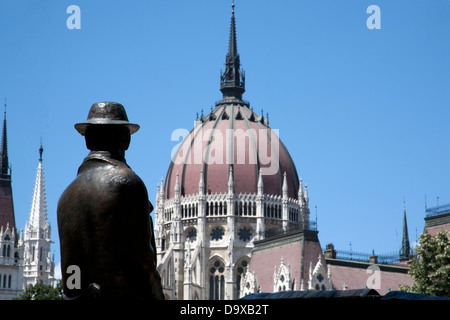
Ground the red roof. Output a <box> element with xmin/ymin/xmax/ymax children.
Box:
<box><xmin>0</xmin><ymin>179</ymin><xmax>15</xmax><ymax>230</ymax></box>
<box><xmin>165</xmin><ymin>104</ymin><xmax>300</xmax><ymax>199</ymax></box>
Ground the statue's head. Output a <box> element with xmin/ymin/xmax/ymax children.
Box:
<box><xmin>75</xmin><ymin>102</ymin><xmax>140</xmax><ymax>154</ymax></box>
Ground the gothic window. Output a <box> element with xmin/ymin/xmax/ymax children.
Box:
<box><xmin>317</xmin><ymin>273</ymin><xmax>324</xmax><ymax>283</ymax></box>
<box><xmin>2</xmin><ymin>245</ymin><xmax>5</xmax><ymax>257</ymax></box>
<box><xmin>2</xmin><ymin>275</ymin><xmax>6</xmax><ymax>288</ymax></box>
<box><xmin>7</xmin><ymin>245</ymin><xmax>10</xmax><ymax>257</ymax></box>
<box><xmin>235</xmin><ymin>259</ymin><xmax>248</xmax><ymax>299</ymax></box>
<box><xmin>4</xmin><ymin>235</ymin><xmax>10</xmax><ymax>241</ymax></box>
<box><xmin>209</xmin><ymin>260</ymin><xmax>225</xmax><ymax>300</ymax></box>
<box><xmin>238</xmin><ymin>227</ymin><xmax>252</xmax><ymax>242</ymax></box>
<box><xmin>211</xmin><ymin>227</ymin><xmax>224</xmax><ymax>241</ymax></box>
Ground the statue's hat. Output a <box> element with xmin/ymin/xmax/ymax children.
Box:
<box><xmin>75</xmin><ymin>102</ymin><xmax>140</xmax><ymax>135</ymax></box>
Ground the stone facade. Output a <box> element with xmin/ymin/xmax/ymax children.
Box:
<box><xmin>155</xmin><ymin>167</ymin><xmax>310</xmax><ymax>300</ymax></box>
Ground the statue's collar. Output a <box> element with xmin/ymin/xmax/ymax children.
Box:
<box><xmin>82</xmin><ymin>151</ymin><xmax>129</xmax><ymax>168</ymax></box>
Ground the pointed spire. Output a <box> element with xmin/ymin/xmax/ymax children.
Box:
<box><xmin>174</xmin><ymin>172</ymin><xmax>180</xmax><ymax>197</ymax></box>
<box><xmin>39</xmin><ymin>141</ymin><xmax>44</xmax><ymax>162</ymax></box>
<box><xmin>160</xmin><ymin>177</ymin><xmax>165</xmax><ymax>199</ymax></box>
<box><xmin>304</xmin><ymin>184</ymin><xmax>309</xmax><ymax>206</ymax></box>
<box><xmin>228</xmin><ymin>166</ymin><xmax>234</xmax><ymax>194</ymax></box>
<box><xmin>298</xmin><ymin>177</ymin><xmax>304</xmax><ymax>204</ymax></box>
<box><xmin>399</xmin><ymin>201</ymin><xmax>411</xmax><ymax>261</ymax></box>
<box><xmin>0</xmin><ymin>100</ymin><xmax>10</xmax><ymax>179</ymax></box>
<box><xmin>28</xmin><ymin>144</ymin><xmax>49</xmax><ymax>231</ymax></box>
<box><xmin>199</xmin><ymin>169</ymin><xmax>205</xmax><ymax>194</ymax></box>
<box><xmin>220</xmin><ymin>0</ymin><xmax>245</xmax><ymax>102</ymax></box>
<box><xmin>282</xmin><ymin>171</ymin><xmax>288</xmax><ymax>197</ymax></box>
<box><xmin>257</xmin><ymin>169</ymin><xmax>263</xmax><ymax>195</ymax></box>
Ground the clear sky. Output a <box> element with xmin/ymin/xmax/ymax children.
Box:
<box><xmin>1</xmin><ymin>0</ymin><xmax>449</xmax><ymax>278</ymax></box>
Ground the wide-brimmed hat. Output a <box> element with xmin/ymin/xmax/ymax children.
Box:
<box><xmin>74</xmin><ymin>102</ymin><xmax>140</xmax><ymax>136</ymax></box>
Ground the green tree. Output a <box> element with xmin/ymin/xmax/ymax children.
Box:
<box><xmin>14</xmin><ymin>280</ymin><xmax>62</xmax><ymax>300</ymax></box>
<box><xmin>400</xmin><ymin>231</ymin><xmax>450</xmax><ymax>297</ymax></box>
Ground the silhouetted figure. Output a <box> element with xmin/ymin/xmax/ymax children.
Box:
<box><xmin>57</xmin><ymin>102</ymin><xmax>164</xmax><ymax>300</ymax></box>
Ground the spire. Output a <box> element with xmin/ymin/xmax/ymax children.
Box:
<box><xmin>399</xmin><ymin>201</ymin><xmax>411</xmax><ymax>261</ymax></box>
<box><xmin>257</xmin><ymin>169</ymin><xmax>263</xmax><ymax>195</ymax></box>
<box><xmin>228</xmin><ymin>166</ymin><xmax>234</xmax><ymax>194</ymax></box>
<box><xmin>282</xmin><ymin>171</ymin><xmax>288</xmax><ymax>198</ymax></box>
<box><xmin>220</xmin><ymin>0</ymin><xmax>246</xmax><ymax>102</ymax></box>
<box><xmin>298</xmin><ymin>178</ymin><xmax>304</xmax><ymax>204</ymax></box>
<box><xmin>197</xmin><ymin>169</ymin><xmax>204</xmax><ymax>194</ymax></box>
<box><xmin>0</xmin><ymin>101</ymin><xmax>10</xmax><ymax>179</ymax></box>
<box><xmin>174</xmin><ymin>172</ymin><xmax>180</xmax><ymax>198</ymax></box>
<box><xmin>0</xmin><ymin>100</ymin><xmax>15</xmax><ymax>230</ymax></box>
<box><xmin>29</xmin><ymin>144</ymin><xmax>49</xmax><ymax>231</ymax></box>
<box><xmin>304</xmin><ymin>184</ymin><xmax>309</xmax><ymax>206</ymax></box>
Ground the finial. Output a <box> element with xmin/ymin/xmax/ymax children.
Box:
<box><xmin>232</xmin><ymin>0</ymin><xmax>235</xmax><ymax>13</ymax></box>
<box><xmin>39</xmin><ymin>140</ymin><xmax>43</xmax><ymax>162</ymax></box>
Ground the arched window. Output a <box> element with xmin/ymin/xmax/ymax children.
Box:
<box><xmin>8</xmin><ymin>275</ymin><xmax>11</xmax><ymax>288</ymax></box>
<box><xmin>7</xmin><ymin>245</ymin><xmax>10</xmax><ymax>257</ymax></box>
<box><xmin>235</xmin><ymin>259</ymin><xmax>249</xmax><ymax>299</ymax></box>
<box><xmin>209</xmin><ymin>260</ymin><xmax>225</xmax><ymax>300</ymax></box>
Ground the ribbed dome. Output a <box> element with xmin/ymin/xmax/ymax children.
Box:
<box><xmin>164</xmin><ymin>103</ymin><xmax>300</xmax><ymax>200</ymax></box>
<box><xmin>163</xmin><ymin>3</ymin><xmax>300</xmax><ymax>201</ymax></box>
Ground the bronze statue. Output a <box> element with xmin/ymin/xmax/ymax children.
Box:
<box><xmin>57</xmin><ymin>102</ymin><xmax>164</xmax><ymax>300</ymax></box>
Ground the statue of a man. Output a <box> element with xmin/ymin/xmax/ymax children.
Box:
<box><xmin>57</xmin><ymin>102</ymin><xmax>164</xmax><ymax>300</ymax></box>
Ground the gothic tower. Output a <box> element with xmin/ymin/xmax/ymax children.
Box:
<box><xmin>399</xmin><ymin>202</ymin><xmax>411</xmax><ymax>262</ymax></box>
<box><xmin>155</xmin><ymin>3</ymin><xmax>312</xmax><ymax>300</ymax></box>
<box><xmin>0</xmin><ymin>104</ymin><xmax>24</xmax><ymax>299</ymax></box>
<box><xmin>0</xmin><ymin>105</ymin><xmax>15</xmax><ymax>231</ymax></box>
<box><xmin>22</xmin><ymin>145</ymin><xmax>54</xmax><ymax>288</ymax></box>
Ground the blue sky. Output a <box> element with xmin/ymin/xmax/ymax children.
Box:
<box><xmin>1</xmin><ymin>0</ymin><xmax>449</xmax><ymax>278</ymax></box>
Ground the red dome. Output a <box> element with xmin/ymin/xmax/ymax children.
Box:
<box><xmin>164</xmin><ymin>103</ymin><xmax>300</xmax><ymax>200</ymax></box>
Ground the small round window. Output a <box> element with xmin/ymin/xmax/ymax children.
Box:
<box><xmin>238</xmin><ymin>227</ymin><xmax>252</xmax><ymax>242</ymax></box>
<box><xmin>211</xmin><ymin>227</ymin><xmax>224</xmax><ymax>241</ymax></box>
